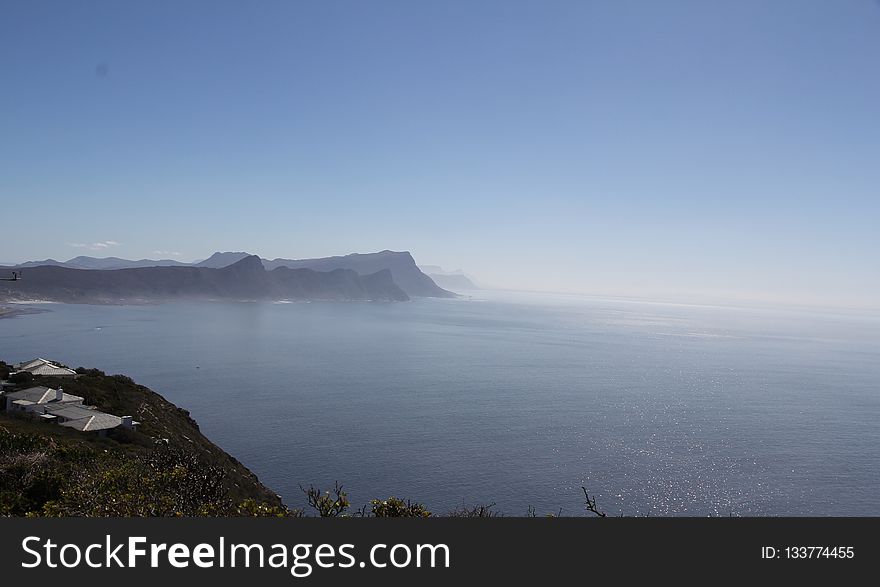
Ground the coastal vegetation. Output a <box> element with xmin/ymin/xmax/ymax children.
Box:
<box><xmin>1</xmin><ymin>361</ymin><xmax>287</xmax><ymax>516</ymax></box>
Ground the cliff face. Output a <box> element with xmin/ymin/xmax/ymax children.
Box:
<box><xmin>0</xmin><ymin>255</ymin><xmax>408</xmax><ymax>303</ymax></box>
<box><xmin>263</xmin><ymin>251</ymin><xmax>455</xmax><ymax>298</ymax></box>
<box><xmin>194</xmin><ymin>251</ymin><xmax>252</xmax><ymax>268</ymax></box>
<box><xmin>0</xmin><ymin>364</ymin><xmax>286</xmax><ymax>516</ymax></box>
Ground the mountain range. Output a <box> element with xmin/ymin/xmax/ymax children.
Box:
<box><xmin>0</xmin><ymin>255</ymin><xmax>409</xmax><ymax>303</ymax></box>
<box><xmin>13</xmin><ymin>256</ymin><xmax>191</xmax><ymax>270</ymax></box>
<box><xmin>0</xmin><ymin>250</ymin><xmax>474</xmax><ymax>303</ymax></box>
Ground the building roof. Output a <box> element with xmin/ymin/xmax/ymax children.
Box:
<box><xmin>4</xmin><ymin>386</ymin><xmax>83</xmax><ymax>405</ymax></box>
<box><xmin>18</xmin><ymin>358</ymin><xmax>48</xmax><ymax>370</ymax></box>
<box><xmin>45</xmin><ymin>404</ymin><xmax>125</xmax><ymax>432</ymax></box>
<box><xmin>17</xmin><ymin>358</ymin><xmax>77</xmax><ymax>377</ymax></box>
<box><xmin>27</xmin><ymin>364</ymin><xmax>77</xmax><ymax>377</ymax></box>
<box><xmin>58</xmin><ymin>414</ymin><xmax>122</xmax><ymax>432</ymax></box>
<box><xmin>44</xmin><ymin>404</ymin><xmax>100</xmax><ymax>419</ymax></box>
<box><xmin>59</xmin><ymin>415</ymin><xmax>122</xmax><ymax>432</ymax></box>
<box><xmin>7</xmin><ymin>382</ymin><xmax>131</xmax><ymax>433</ymax></box>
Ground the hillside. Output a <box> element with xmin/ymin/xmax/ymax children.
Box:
<box><xmin>263</xmin><ymin>250</ymin><xmax>455</xmax><ymax>298</ymax></box>
<box><xmin>6</xmin><ymin>250</ymin><xmax>453</xmax><ymax>299</ymax></box>
<box><xmin>0</xmin><ymin>256</ymin><xmax>408</xmax><ymax>303</ymax></box>
<box><xmin>194</xmin><ymin>251</ymin><xmax>252</xmax><ymax>268</ymax></box>
<box><xmin>0</xmin><ymin>361</ymin><xmax>287</xmax><ymax>516</ymax></box>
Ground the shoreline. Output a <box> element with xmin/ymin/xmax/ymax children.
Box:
<box><xmin>0</xmin><ymin>296</ymin><xmax>414</xmax><ymax>309</ymax></box>
<box><xmin>0</xmin><ymin>305</ymin><xmax>51</xmax><ymax>320</ymax></box>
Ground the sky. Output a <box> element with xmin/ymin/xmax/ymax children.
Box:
<box><xmin>1</xmin><ymin>0</ymin><xmax>879</xmax><ymax>308</ymax></box>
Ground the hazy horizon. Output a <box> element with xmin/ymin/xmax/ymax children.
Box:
<box><xmin>4</xmin><ymin>246</ymin><xmax>880</xmax><ymax>313</ymax></box>
<box><xmin>3</xmin><ymin>0</ymin><xmax>879</xmax><ymax>310</ymax></box>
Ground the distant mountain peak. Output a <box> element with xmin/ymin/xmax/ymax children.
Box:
<box><xmin>195</xmin><ymin>251</ymin><xmax>253</xmax><ymax>269</ymax></box>
<box><xmin>225</xmin><ymin>254</ymin><xmax>265</xmax><ymax>271</ymax></box>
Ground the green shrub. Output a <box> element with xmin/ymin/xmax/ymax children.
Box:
<box><xmin>9</xmin><ymin>372</ymin><xmax>33</xmax><ymax>386</ymax></box>
<box><xmin>302</xmin><ymin>482</ymin><xmax>350</xmax><ymax>517</ymax></box>
<box><xmin>370</xmin><ymin>497</ymin><xmax>432</xmax><ymax>517</ymax></box>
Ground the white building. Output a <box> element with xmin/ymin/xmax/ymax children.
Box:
<box><xmin>3</xmin><ymin>385</ymin><xmax>136</xmax><ymax>436</ymax></box>
<box><xmin>15</xmin><ymin>358</ymin><xmax>77</xmax><ymax>378</ymax></box>
<box><xmin>43</xmin><ymin>404</ymin><xmax>134</xmax><ymax>434</ymax></box>
<box><xmin>4</xmin><ymin>386</ymin><xmax>84</xmax><ymax>413</ymax></box>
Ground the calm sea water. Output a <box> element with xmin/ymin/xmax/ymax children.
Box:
<box><xmin>2</xmin><ymin>291</ymin><xmax>878</xmax><ymax>516</ymax></box>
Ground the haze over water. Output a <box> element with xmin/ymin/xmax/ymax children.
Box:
<box><xmin>2</xmin><ymin>291</ymin><xmax>878</xmax><ymax>516</ymax></box>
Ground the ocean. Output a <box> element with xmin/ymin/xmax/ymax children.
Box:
<box><xmin>2</xmin><ymin>291</ymin><xmax>878</xmax><ymax>516</ymax></box>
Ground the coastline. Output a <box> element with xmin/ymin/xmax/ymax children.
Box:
<box><xmin>0</xmin><ymin>305</ymin><xmax>51</xmax><ymax>320</ymax></box>
<box><xmin>0</xmin><ymin>296</ymin><xmax>412</xmax><ymax>309</ymax></box>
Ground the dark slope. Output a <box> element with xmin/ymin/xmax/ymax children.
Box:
<box><xmin>194</xmin><ymin>251</ymin><xmax>252</xmax><ymax>268</ymax></box>
<box><xmin>0</xmin><ymin>364</ymin><xmax>285</xmax><ymax>515</ymax></box>
<box><xmin>263</xmin><ymin>250</ymin><xmax>454</xmax><ymax>298</ymax></box>
<box><xmin>0</xmin><ymin>256</ymin><xmax>408</xmax><ymax>303</ymax></box>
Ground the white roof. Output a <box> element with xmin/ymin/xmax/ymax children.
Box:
<box><xmin>17</xmin><ymin>359</ymin><xmax>76</xmax><ymax>377</ymax></box>
<box><xmin>59</xmin><ymin>415</ymin><xmax>121</xmax><ymax>432</ymax></box>
<box><xmin>8</xmin><ymin>382</ymin><xmax>131</xmax><ymax>433</ymax></box>
<box><xmin>4</xmin><ymin>386</ymin><xmax>83</xmax><ymax>405</ymax></box>
<box><xmin>28</xmin><ymin>364</ymin><xmax>76</xmax><ymax>377</ymax></box>
<box><xmin>46</xmin><ymin>404</ymin><xmax>125</xmax><ymax>432</ymax></box>
<box><xmin>18</xmin><ymin>358</ymin><xmax>49</xmax><ymax>370</ymax></box>
<box><xmin>44</xmin><ymin>404</ymin><xmax>99</xmax><ymax>419</ymax></box>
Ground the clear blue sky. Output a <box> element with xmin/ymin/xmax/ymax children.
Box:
<box><xmin>2</xmin><ymin>0</ymin><xmax>878</xmax><ymax>308</ymax></box>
